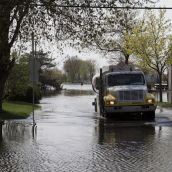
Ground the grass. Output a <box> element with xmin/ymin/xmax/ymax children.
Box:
<box><xmin>0</xmin><ymin>101</ymin><xmax>41</xmax><ymax>119</ymax></box>
<box><xmin>157</xmin><ymin>102</ymin><xmax>172</xmax><ymax>108</ymax></box>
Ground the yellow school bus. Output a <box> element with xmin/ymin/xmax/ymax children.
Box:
<box><xmin>92</xmin><ymin>65</ymin><xmax>156</xmax><ymax>120</ymax></box>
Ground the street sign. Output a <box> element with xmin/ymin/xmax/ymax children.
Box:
<box><xmin>29</xmin><ymin>57</ymin><xmax>40</xmax><ymax>83</ymax></box>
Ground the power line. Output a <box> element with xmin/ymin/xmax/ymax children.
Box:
<box><xmin>31</xmin><ymin>4</ymin><xmax>172</xmax><ymax>10</ymax></box>
<box><xmin>1</xmin><ymin>2</ymin><xmax>172</xmax><ymax>10</ymax></box>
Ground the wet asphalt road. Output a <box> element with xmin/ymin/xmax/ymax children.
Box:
<box><xmin>0</xmin><ymin>85</ymin><xmax>172</xmax><ymax>172</ymax></box>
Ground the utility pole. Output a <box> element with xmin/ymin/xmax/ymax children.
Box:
<box><xmin>32</xmin><ymin>32</ymin><xmax>36</xmax><ymax>126</ymax></box>
<box><xmin>30</xmin><ymin>32</ymin><xmax>40</xmax><ymax>125</ymax></box>
<box><xmin>168</xmin><ymin>65</ymin><xmax>172</xmax><ymax>103</ymax></box>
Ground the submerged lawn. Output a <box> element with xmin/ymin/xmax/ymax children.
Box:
<box><xmin>1</xmin><ymin>102</ymin><xmax>40</xmax><ymax>119</ymax></box>
<box><xmin>157</xmin><ymin>102</ymin><xmax>172</xmax><ymax>108</ymax></box>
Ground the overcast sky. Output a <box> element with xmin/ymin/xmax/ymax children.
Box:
<box><xmin>44</xmin><ymin>1</ymin><xmax>172</xmax><ymax>71</ymax></box>
<box><xmin>158</xmin><ymin>0</ymin><xmax>172</xmax><ymax>20</ymax></box>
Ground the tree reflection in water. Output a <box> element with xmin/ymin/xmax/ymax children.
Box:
<box><xmin>62</xmin><ymin>90</ymin><xmax>94</xmax><ymax>96</ymax></box>
<box><xmin>2</xmin><ymin>121</ymin><xmax>36</xmax><ymax>143</ymax></box>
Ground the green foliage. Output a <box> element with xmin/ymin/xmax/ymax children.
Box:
<box><xmin>5</xmin><ymin>53</ymin><xmax>42</xmax><ymax>103</ymax></box>
<box><xmin>124</xmin><ymin>10</ymin><xmax>172</xmax><ymax>102</ymax></box>
<box><xmin>63</xmin><ymin>56</ymin><xmax>95</xmax><ymax>82</ymax></box>
<box><xmin>63</xmin><ymin>56</ymin><xmax>82</xmax><ymax>82</ymax></box>
<box><xmin>5</xmin><ymin>51</ymin><xmax>65</xmax><ymax>102</ymax></box>
<box><xmin>40</xmin><ymin>68</ymin><xmax>65</xmax><ymax>90</ymax></box>
<box><xmin>5</xmin><ymin>51</ymin><xmax>65</xmax><ymax>103</ymax></box>
<box><xmin>35</xmin><ymin>51</ymin><xmax>56</xmax><ymax>69</ymax></box>
<box><xmin>67</xmin><ymin>1</ymin><xmax>156</xmax><ymax>64</ymax></box>
<box><xmin>125</xmin><ymin>10</ymin><xmax>171</xmax><ymax>73</ymax></box>
<box><xmin>31</xmin><ymin>50</ymin><xmax>65</xmax><ymax>91</ymax></box>
<box><xmin>0</xmin><ymin>0</ymin><xmax>157</xmax><ymax>111</ymax></box>
<box><xmin>24</xmin><ymin>86</ymin><xmax>42</xmax><ymax>104</ymax></box>
<box><xmin>5</xmin><ymin>54</ymin><xmax>30</xmax><ymax>101</ymax></box>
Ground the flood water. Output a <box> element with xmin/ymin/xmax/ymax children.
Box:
<box><xmin>1</xmin><ymin>84</ymin><xmax>172</xmax><ymax>171</ymax></box>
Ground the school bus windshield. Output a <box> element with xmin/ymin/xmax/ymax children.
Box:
<box><xmin>107</xmin><ymin>73</ymin><xmax>145</xmax><ymax>86</ymax></box>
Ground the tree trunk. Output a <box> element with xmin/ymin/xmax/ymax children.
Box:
<box><xmin>0</xmin><ymin>48</ymin><xmax>12</xmax><ymax>112</ymax></box>
<box><xmin>0</xmin><ymin>47</ymin><xmax>12</xmax><ymax>112</ymax></box>
<box><xmin>0</xmin><ymin>40</ymin><xmax>12</xmax><ymax>112</ymax></box>
<box><xmin>124</xmin><ymin>54</ymin><xmax>129</xmax><ymax>65</ymax></box>
<box><xmin>0</xmin><ymin>5</ymin><xmax>15</xmax><ymax>112</ymax></box>
<box><xmin>158</xmin><ymin>73</ymin><xmax>163</xmax><ymax>102</ymax></box>
<box><xmin>0</xmin><ymin>76</ymin><xmax>7</xmax><ymax>112</ymax></box>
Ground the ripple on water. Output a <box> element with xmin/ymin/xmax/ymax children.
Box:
<box><xmin>1</xmin><ymin>89</ymin><xmax>172</xmax><ymax>172</ymax></box>
<box><xmin>1</xmin><ymin>121</ymin><xmax>172</xmax><ymax>172</ymax></box>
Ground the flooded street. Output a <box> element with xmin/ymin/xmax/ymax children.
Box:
<box><xmin>1</xmin><ymin>85</ymin><xmax>172</xmax><ymax>171</ymax></box>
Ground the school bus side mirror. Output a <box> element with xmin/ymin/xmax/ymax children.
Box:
<box><xmin>95</xmin><ymin>77</ymin><xmax>100</xmax><ymax>90</ymax></box>
<box><xmin>92</xmin><ymin>75</ymin><xmax>100</xmax><ymax>91</ymax></box>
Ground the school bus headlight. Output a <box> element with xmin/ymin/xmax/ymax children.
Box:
<box><xmin>105</xmin><ymin>100</ymin><xmax>115</xmax><ymax>105</ymax></box>
<box><xmin>146</xmin><ymin>93</ymin><xmax>155</xmax><ymax>104</ymax></box>
<box><xmin>104</xmin><ymin>94</ymin><xmax>116</xmax><ymax>105</ymax></box>
<box><xmin>110</xmin><ymin>101</ymin><xmax>115</xmax><ymax>105</ymax></box>
<box><xmin>147</xmin><ymin>99</ymin><xmax>154</xmax><ymax>104</ymax></box>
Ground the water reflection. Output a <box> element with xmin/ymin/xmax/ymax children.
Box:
<box><xmin>62</xmin><ymin>83</ymin><xmax>92</xmax><ymax>91</ymax></box>
<box><xmin>2</xmin><ymin>121</ymin><xmax>35</xmax><ymax>143</ymax></box>
<box><xmin>1</xmin><ymin>87</ymin><xmax>172</xmax><ymax>171</ymax></box>
<box><xmin>0</xmin><ymin>121</ymin><xmax>3</xmax><ymax>143</ymax></box>
<box><xmin>93</xmin><ymin>119</ymin><xmax>169</xmax><ymax>171</ymax></box>
<box><xmin>96</xmin><ymin>119</ymin><xmax>155</xmax><ymax>144</ymax></box>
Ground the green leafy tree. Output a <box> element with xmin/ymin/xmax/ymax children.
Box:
<box><xmin>63</xmin><ymin>57</ymin><xmax>82</xmax><ymax>82</ymax></box>
<box><xmin>28</xmin><ymin>50</ymin><xmax>64</xmax><ymax>91</ymax></box>
<box><xmin>64</xmin><ymin>57</ymin><xmax>95</xmax><ymax>83</ymax></box>
<box><xmin>70</xmin><ymin>1</ymin><xmax>156</xmax><ymax>64</ymax></box>
<box><xmin>5</xmin><ymin>53</ymin><xmax>29</xmax><ymax>100</ymax></box>
<box><xmin>5</xmin><ymin>53</ymin><xmax>41</xmax><ymax>103</ymax></box>
<box><xmin>0</xmin><ymin>0</ymin><xmax>157</xmax><ymax>111</ymax></box>
<box><xmin>80</xmin><ymin>9</ymin><xmax>138</xmax><ymax>64</ymax></box>
<box><xmin>125</xmin><ymin>10</ymin><xmax>172</xmax><ymax>102</ymax></box>
<box><xmin>80</xmin><ymin>60</ymin><xmax>95</xmax><ymax>82</ymax></box>
<box><xmin>35</xmin><ymin>51</ymin><xmax>56</xmax><ymax>69</ymax></box>
<box><xmin>87</xmin><ymin>60</ymin><xmax>96</xmax><ymax>81</ymax></box>
<box><xmin>40</xmin><ymin>68</ymin><xmax>65</xmax><ymax>91</ymax></box>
